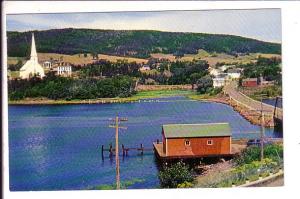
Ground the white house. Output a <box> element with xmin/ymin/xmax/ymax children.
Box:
<box><xmin>56</xmin><ymin>64</ymin><xmax>72</xmax><ymax>77</ymax></box>
<box><xmin>212</xmin><ymin>74</ymin><xmax>228</xmax><ymax>88</ymax></box>
<box><xmin>139</xmin><ymin>65</ymin><xmax>151</xmax><ymax>71</ymax></box>
<box><xmin>19</xmin><ymin>33</ymin><xmax>45</xmax><ymax>79</ymax></box>
<box><xmin>209</xmin><ymin>68</ymin><xmax>222</xmax><ymax>77</ymax></box>
<box><xmin>227</xmin><ymin>68</ymin><xmax>241</xmax><ymax>79</ymax></box>
<box><xmin>219</xmin><ymin>65</ymin><xmax>235</xmax><ymax>72</ymax></box>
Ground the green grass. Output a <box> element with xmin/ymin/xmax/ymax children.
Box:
<box><xmin>9</xmin><ymin>88</ymin><xmax>220</xmax><ymax>105</ymax></box>
<box><xmin>9</xmin><ymin>71</ymin><xmax>20</xmax><ymax>78</ymax></box>
<box><xmin>91</xmin><ymin>178</ymin><xmax>145</xmax><ymax>190</ymax></box>
<box><xmin>134</xmin><ymin>89</ymin><xmax>195</xmax><ymax>98</ymax></box>
<box><xmin>8</xmin><ymin>89</ymin><xmax>198</xmax><ymax>105</ymax></box>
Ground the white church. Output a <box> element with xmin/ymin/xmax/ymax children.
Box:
<box><xmin>19</xmin><ymin>33</ymin><xmax>45</xmax><ymax>79</ymax></box>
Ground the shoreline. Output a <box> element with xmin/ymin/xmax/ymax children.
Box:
<box><xmin>8</xmin><ymin>90</ymin><xmax>197</xmax><ymax>105</ymax></box>
<box><xmin>8</xmin><ymin>90</ymin><xmax>276</xmax><ymax>127</ymax></box>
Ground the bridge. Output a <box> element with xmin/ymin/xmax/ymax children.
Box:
<box><xmin>224</xmin><ymin>81</ymin><xmax>283</xmax><ymax>128</ymax></box>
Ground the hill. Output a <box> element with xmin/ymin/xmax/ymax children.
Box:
<box><xmin>7</xmin><ymin>28</ymin><xmax>281</xmax><ymax>58</ymax></box>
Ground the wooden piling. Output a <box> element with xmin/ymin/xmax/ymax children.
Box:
<box><xmin>101</xmin><ymin>145</ymin><xmax>104</xmax><ymax>159</ymax></box>
<box><xmin>140</xmin><ymin>143</ymin><xmax>144</xmax><ymax>155</ymax></box>
<box><xmin>122</xmin><ymin>144</ymin><xmax>125</xmax><ymax>157</ymax></box>
<box><xmin>109</xmin><ymin>143</ymin><xmax>113</xmax><ymax>157</ymax></box>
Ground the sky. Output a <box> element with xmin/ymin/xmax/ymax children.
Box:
<box><xmin>6</xmin><ymin>9</ymin><xmax>281</xmax><ymax>43</ymax></box>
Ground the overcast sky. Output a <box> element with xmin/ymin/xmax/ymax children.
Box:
<box><xmin>6</xmin><ymin>9</ymin><xmax>281</xmax><ymax>43</ymax></box>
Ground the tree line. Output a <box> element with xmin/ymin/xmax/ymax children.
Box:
<box><xmin>79</xmin><ymin>59</ymin><xmax>141</xmax><ymax>78</ymax></box>
<box><xmin>8</xmin><ymin>72</ymin><xmax>136</xmax><ymax>100</ymax></box>
<box><xmin>239</xmin><ymin>56</ymin><xmax>282</xmax><ymax>84</ymax></box>
<box><xmin>7</xmin><ymin>29</ymin><xmax>281</xmax><ymax>58</ymax></box>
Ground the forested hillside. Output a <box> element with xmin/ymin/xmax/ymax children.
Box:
<box><xmin>7</xmin><ymin>28</ymin><xmax>281</xmax><ymax>58</ymax></box>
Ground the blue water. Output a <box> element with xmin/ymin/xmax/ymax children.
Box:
<box><xmin>263</xmin><ymin>98</ymin><xmax>282</xmax><ymax>108</ymax></box>
<box><xmin>8</xmin><ymin>96</ymin><xmax>282</xmax><ymax>191</ymax></box>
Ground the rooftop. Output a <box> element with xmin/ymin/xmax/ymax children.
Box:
<box><xmin>243</xmin><ymin>78</ymin><xmax>258</xmax><ymax>81</ymax></box>
<box><xmin>162</xmin><ymin>123</ymin><xmax>231</xmax><ymax>138</ymax></box>
<box><xmin>227</xmin><ymin>68</ymin><xmax>241</xmax><ymax>73</ymax></box>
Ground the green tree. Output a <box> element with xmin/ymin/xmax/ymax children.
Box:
<box><xmin>196</xmin><ymin>75</ymin><xmax>213</xmax><ymax>94</ymax></box>
<box><xmin>159</xmin><ymin>161</ymin><xmax>194</xmax><ymax>188</ymax></box>
<box><xmin>190</xmin><ymin>73</ymin><xmax>203</xmax><ymax>90</ymax></box>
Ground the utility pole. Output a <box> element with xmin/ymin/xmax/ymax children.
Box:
<box><xmin>260</xmin><ymin>98</ymin><xmax>265</xmax><ymax>161</ymax></box>
<box><xmin>109</xmin><ymin>116</ymin><xmax>127</xmax><ymax>190</ymax></box>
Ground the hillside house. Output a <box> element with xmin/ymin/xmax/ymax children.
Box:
<box><xmin>42</xmin><ymin>61</ymin><xmax>52</xmax><ymax>69</ymax></box>
<box><xmin>219</xmin><ymin>65</ymin><xmax>234</xmax><ymax>72</ymax></box>
<box><xmin>242</xmin><ymin>78</ymin><xmax>258</xmax><ymax>87</ymax></box>
<box><xmin>209</xmin><ymin>68</ymin><xmax>222</xmax><ymax>77</ymax></box>
<box><xmin>212</xmin><ymin>73</ymin><xmax>228</xmax><ymax>88</ymax></box>
<box><xmin>153</xmin><ymin>123</ymin><xmax>232</xmax><ymax>159</ymax></box>
<box><xmin>227</xmin><ymin>68</ymin><xmax>242</xmax><ymax>79</ymax></box>
<box><xmin>53</xmin><ymin>62</ymin><xmax>72</xmax><ymax>77</ymax></box>
<box><xmin>139</xmin><ymin>65</ymin><xmax>151</xmax><ymax>71</ymax></box>
<box><xmin>258</xmin><ymin>76</ymin><xmax>275</xmax><ymax>86</ymax></box>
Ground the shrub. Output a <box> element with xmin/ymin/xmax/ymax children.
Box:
<box><xmin>159</xmin><ymin>161</ymin><xmax>194</xmax><ymax>188</ymax></box>
<box><xmin>196</xmin><ymin>75</ymin><xmax>213</xmax><ymax>94</ymax></box>
<box><xmin>177</xmin><ymin>181</ymin><xmax>194</xmax><ymax>188</ymax></box>
<box><xmin>234</xmin><ymin>144</ymin><xmax>283</xmax><ymax>166</ymax></box>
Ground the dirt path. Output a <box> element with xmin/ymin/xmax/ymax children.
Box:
<box><xmin>195</xmin><ymin>159</ymin><xmax>233</xmax><ymax>186</ymax></box>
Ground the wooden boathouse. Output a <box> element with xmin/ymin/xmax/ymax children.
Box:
<box><xmin>153</xmin><ymin>123</ymin><xmax>232</xmax><ymax>160</ymax></box>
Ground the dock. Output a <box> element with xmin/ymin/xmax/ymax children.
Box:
<box><xmin>101</xmin><ymin>143</ymin><xmax>153</xmax><ymax>159</ymax></box>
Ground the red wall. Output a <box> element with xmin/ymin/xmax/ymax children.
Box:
<box><xmin>242</xmin><ymin>80</ymin><xmax>257</xmax><ymax>87</ymax></box>
<box><xmin>164</xmin><ymin>136</ymin><xmax>231</xmax><ymax>157</ymax></box>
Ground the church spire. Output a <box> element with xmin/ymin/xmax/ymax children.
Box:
<box><xmin>30</xmin><ymin>33</ymin><xmax>38</xmax><ymax>61</ymax></box>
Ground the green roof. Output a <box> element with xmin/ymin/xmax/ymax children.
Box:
<box><xmin>163</xmin><ymin>123</ymin><xmax>231</xmax><ymax>138</ymax></box>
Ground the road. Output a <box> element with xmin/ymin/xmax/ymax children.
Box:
<box><xmin>256</xmin><ymin>176</ymin><xmax>284</xmax><ymax>187</ymax></box>
<box><xmin>224</xmin><ymin>81</ymin><xmax>283</xmax><ymax>120</ymax></box>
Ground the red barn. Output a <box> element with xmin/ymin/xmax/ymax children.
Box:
<box><xmin>242</xmin><ymin>78</ymin><xmax>258</xmax><ymax>87</ymax></box>
<box><xmin>154</xmin><ymin>123</ymin><xmax>232</xmax><ymax>159</ymax></box>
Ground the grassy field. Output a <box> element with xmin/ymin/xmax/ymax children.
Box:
<box><xmin>150</xmin><ymin>49</ymin><xmax>280</xmax><ymax>67</ymax></box>
<box><xmin>8</xmin><ymin>51</ymin><xmax>280</xmax><ymax>68</ymax></box>
<box><xmin>9</xmin><ymin>71</ymin><xmax>20</xmax><ymax>78</ymax></box>
<box><xmin>133</xmin><ymin>89</ymin><xmax>195</xmax><ymax>98</ymax></box>
<box><xmin>150</xmin><ymin>53</ymin><xmax>177</xmax><ymax>61</ymax></box>
<box><xmin>7</xmin><ymin>57</ymin><xmax>26</xmax><ymax>65</ymax></box>
<box><xmin>8</xmin><ymin>53</ymin><xmax>148</xmax><ymax>67</ymax></box>
<box><xmin>181</xmin><ymin>51</ymin><xmax>281</xmax><ymax>66</ymax></box>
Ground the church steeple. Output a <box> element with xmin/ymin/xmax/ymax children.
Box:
<box><xmin>19</xmin><ymin>33</ymin><xmax>45</xmax><ymax>79</ymax></box>
<box><xmin>30</xmin><ymin>33</ymin><xmax>38</xmax><ymax>62</ymax></box>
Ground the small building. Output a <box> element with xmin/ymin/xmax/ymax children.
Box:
<box><xmin>209</xmin><ymin>68</ymin><xmax>222</xmax><ymax>77</ymax></box>
<box><xmin>227</xmin><ymin>68</ymin><xmax>241</xmax><ymax>79</ymax></box>
<box><xmin>219</xmin><ymin>65</ymin><xmax>234</xmax><ymax>72</ymax></box>
<box><xmin>212</xmin><ymin>73</ymin><xmax>228</xmax><ymax>88</ymax></box>
<box><xmin>154</xmin><ymin>123</ymin><xmax>232</xmax><ymax>159</ymax></box>
<box><xmin>139</xmin><ymin>65</ymin><xmax>151</xmax><ymax>71</ymax></box>
<box><xmin>242</xmin><ymin>78</ymin><xmax>258</xmax><ymax>87</ymax></box>
<box><xmin>53</xmin><ymin>62</ymin><xmax>72</xmax><ymax>77</ymax></box>
<box><xmin>42</xmin><ymin>61</ymin><xmax>52</xmax><ymax>69</ymax></box>
<box><xmin>258</xmin><ymin>75</ymin><xmax>275</xmax><ymax>86</ymax></box>
<box><xmin>57</xmin><ymin>65</ymin><xmax>72</xmax><ymax>77</ymax></box>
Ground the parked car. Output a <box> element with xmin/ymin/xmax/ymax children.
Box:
<box><xmin>247</xmin><ymin>139</ymin><xmax>272</xmax><ymax>147</ymax></box>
